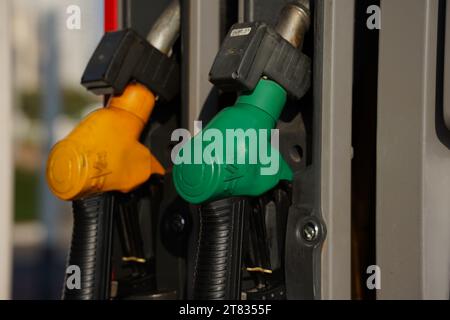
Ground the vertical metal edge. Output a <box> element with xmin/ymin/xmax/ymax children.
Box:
<box><xmin>315</xmin><ymin>0</ymin><xmax>354</xmax><ymax>299</ymax></box>
<box><xmin>117</xmin><ymin>0</ymin><xmax>125</xmax><ymax>29</ymax></box>
<box><xmin>0</xmin><ymin>0</ymin><xmax>13</xmax><ymax>300</ymax></box>
<box><xmin>181</xmin><ymin>0</ymin><xmax>221</xmax><ymax>133</ymax></box>
<box><xmin>238</xmin><ymin>0</ymin><xmax>245</xmax><ymax>22</ymax></box>
<box><xmin>443</xmin><ymin>0</ymin><xmax>450</xmax><ymax>129</ymax></box>
<box><xmin>181</xmin><ymin>0</ymin><xmax>191</xmax><ymax>130</ymax></box>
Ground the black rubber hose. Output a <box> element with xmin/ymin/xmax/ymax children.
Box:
<box><xmin>62</xmin><ymin>194</ymin><xmax>114</xmax><ymax>300</ymax></box>
<box><xmin>192</xmin><ymin>197</ymin><xmax>247</xmax><ymax>300</ymax></box>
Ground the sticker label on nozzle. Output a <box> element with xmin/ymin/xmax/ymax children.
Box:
<box><xmin>230</xmin><ymin>27</ymin><xmax>251</xmax><ymax>37</ymax></box>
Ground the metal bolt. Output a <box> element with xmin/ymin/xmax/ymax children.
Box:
<box><xmin>171</xmin><ymin>214</ymin><xmax>185</xmax><ymax>233</ymax></box>
<box><xmin>302</xmin><ymin>221</ymin><xmax>319</xmax><ymax>242</ymax></box>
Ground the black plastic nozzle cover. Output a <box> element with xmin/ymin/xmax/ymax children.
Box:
<box><xmin>209</xmin><ymin>22</ymin><xmax>310</xmax><ymax>100</ymax></box>
<box><xmin>81</xmin><ymin>29</ymin><xmax>179</xmax><ymax>102</ymax></box>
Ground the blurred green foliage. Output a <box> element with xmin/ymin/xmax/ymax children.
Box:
<box><xmin>14</xmin><ymin>168</ymin><xmax>38</xmax><ymax>222</ymax></box>
<box><xmin>19</xmin><ymin>88</ymin><xmax>98</xmax><ymax>120</ymax></box>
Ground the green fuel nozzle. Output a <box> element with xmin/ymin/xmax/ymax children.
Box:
<box><xmin>173</xmin><ymin>1</ymin><xmax>311</xmax><ymax>205</ymax></box>
<box><xmin>173</xmin><ymin>79</ymin><xmax>293</xmax><ymax>204</ymax></box>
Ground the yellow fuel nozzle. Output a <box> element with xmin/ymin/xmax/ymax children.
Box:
<box><xmin>46</xmin><ymin>83</ymin><xmax>165</xmax><ymax>201</ymax></box>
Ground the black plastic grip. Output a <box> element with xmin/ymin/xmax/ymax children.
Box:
<box><xmin>192</xmin><ymin>197</ymin><xmax>248</xmax><ymax>300</ymax></box>
<box><xmin>209</xmin><ymin>22</ymin><xmax>311</xmax><ymax>100</ymax></box>
<box><xmin>81</xmin><ymin>29</ymin><xmax>180</xmax><ymax>102</ymax></box>
<box><xmin>62</xmin><ymin>194</ymin><xmax>114</xmax><ymax>300</ymax></box>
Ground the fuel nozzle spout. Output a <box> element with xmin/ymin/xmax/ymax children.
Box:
<box><xmin>275</xmin><ymin>0</ymin><xmax>311</xmax><ymax>49</ymax></box>
<box><xmin>147</xmin><ymin>0</ymin><xmax>180</xmax><ymax>55</ymax></box>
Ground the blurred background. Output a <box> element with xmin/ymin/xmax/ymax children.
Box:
<box><xmin>0</xmin><ymin>0</ymin><xmax>104</xmax><ymax>299</ymax></box>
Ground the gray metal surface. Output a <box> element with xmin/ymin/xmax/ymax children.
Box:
<box><xmin>241</xmin><ymin>0</ymin><xmax>291</xmax><ymax>25</ymax></box>
<box><xmin>314</xmin><ymin>0</ymin><xmax>354</xmax><ymax>299</ymax></box>
<box><xmin>182</xmin><ymin>0</ymin><xmax>222</xmax><ymax>132</ymax></box>
<box><xmin>0</xmin><ymin>0</ymin><xmax>13</xmax><ymax>299</ymax></box>
<box><xmin>377</xmin><ymin>0</ymin><xmax>450</xmax><ymax>299</ymax></box>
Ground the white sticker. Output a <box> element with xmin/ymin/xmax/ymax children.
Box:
<box><xmin>230</xmin><ymin>27</ymin><xmax>252</xmax><ymax>37</ymax></box>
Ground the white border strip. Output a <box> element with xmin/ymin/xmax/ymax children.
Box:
<box><xmin>0</xmin><ymin>0</ymin><xmax>14</xmax><ymax>300</ymax></box>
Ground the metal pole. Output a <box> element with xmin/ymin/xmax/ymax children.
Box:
<box><xmin>39</xmin><ymin>11</ymin><xmax>61</xmax><ymax>251</ymax></box>
<box><xmin>38</xmin><ymin>10</ymin><xmax>62</xmax><ymax>298</ymax></box>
